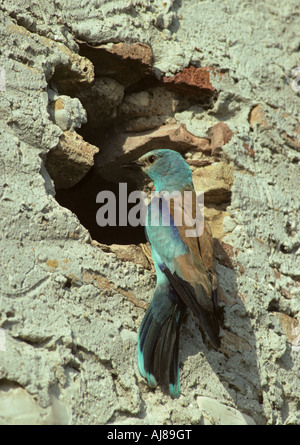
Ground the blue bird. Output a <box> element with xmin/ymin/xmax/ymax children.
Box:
<box><xmin>131</xmin><ymin>149</ymin><xmax>220</xmax><ymax>398</ymax></box>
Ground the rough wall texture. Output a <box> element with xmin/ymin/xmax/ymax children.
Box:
<box><xmin>0</xmin><ymin>0</ymin><xmax>299</xmax><ymax>425</ymax></box>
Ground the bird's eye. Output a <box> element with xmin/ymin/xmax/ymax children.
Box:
<box><xmin>148</xmin><ymin>155</ymin><xmax>156</xmax><ymax>164</ymax></box>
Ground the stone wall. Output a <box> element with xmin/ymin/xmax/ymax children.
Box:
<box><xmin>0</xmin><ymin>0</ymin><xmax>299</xmax><ymax>425</ymax></box>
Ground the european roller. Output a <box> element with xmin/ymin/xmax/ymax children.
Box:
<box><xmin>128</xmin><ymin>149</ymin><xmax>220</xmax><ymax>398</ymax></box>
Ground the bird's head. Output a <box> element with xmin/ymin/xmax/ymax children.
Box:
<box><xmin>127</xmin><ymin>149</ymin><xmax>193</xmax><ymax>192</ymax></box>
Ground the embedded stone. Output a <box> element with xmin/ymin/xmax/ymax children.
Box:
<box><xmin>46</xmin><ymin>131</ymin><xmax>99</xmax><ymax>189</ymax></box>
<box><xmin>193</xmin><ymin>162</ymin><xmax>234</xmax><ymax>204</ymax></box>
<box><xmin>197</xmin><ymin>396</ymin><xmax>256</xmax><ymax>425</ymax></box>
<box><xmin>249</xmin><ymin>104</ymin><xmax>269</xmax><ymax>129</ymax></box>
<box><xmin>162</xmin><ymin>66</ymin><xmax>215</xmax><ymax>99</ymax></box>
<box><xmin>209</xmin><ymin>122</ymin><xmax>233</xmax><ymax>155</ymax></box>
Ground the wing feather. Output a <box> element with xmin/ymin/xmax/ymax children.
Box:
<box><xmin>147</xmin><ymin>191</ymin><xmax>220</xmax><ymax>348</ymax></box>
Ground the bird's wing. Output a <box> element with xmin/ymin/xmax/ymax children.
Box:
<box><xmin>146</xmin><ymin>194</ymin><xmax>220</xmax><ymax>348</ymax></box>
<box><xmin>168</xmin><ymin>189</ymin><xmax>216</xmax><ymax>274</ymax></box>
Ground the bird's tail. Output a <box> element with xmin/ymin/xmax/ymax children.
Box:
<box><xmin>137</xmin><ymin>285</ymin><xmax>185</xmax><ymax>398</ymax></box>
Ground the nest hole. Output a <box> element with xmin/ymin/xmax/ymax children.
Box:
<box><xmin>55</xmin><ymin>167</ymin><xmax>147</xmax><ymax>245</ymax></box>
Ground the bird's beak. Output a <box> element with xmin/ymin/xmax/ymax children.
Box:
<box><xmin>121</xmin><ymin>159</ymin><xmax>143</xmax><ymax>169</ymax></box>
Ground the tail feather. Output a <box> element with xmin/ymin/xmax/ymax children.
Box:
<box><xmin>163</xmin><ymin>267</ymin><xmax>220</xmax><ymax>349</ymax></box>
<box><xmin>154</xmin><ymin>306</ymin><xmax>182</xmax><ymax>390</ymax></box>
<box><xmin>168</xmin><ymin>313</ymin><xmax>182</xmax><ymax>398</ymax></box>
<box><xmin>137</xmin><ymin>285</ymin><xmax>185</xmax><ymax>398</ymax></box>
